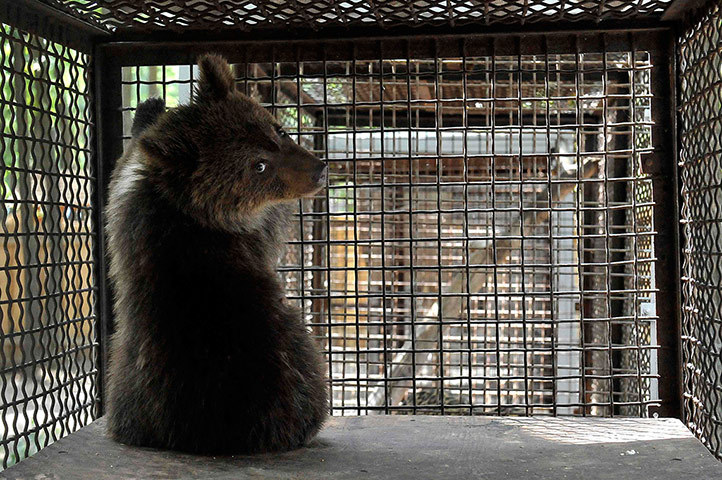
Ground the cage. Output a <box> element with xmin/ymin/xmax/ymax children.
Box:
<box><xmin>0</xmin><ymin>0</ymin><xmax>721</xmax><ymax>477</ymax></box>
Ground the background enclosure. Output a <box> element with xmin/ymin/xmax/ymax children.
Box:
<box><xmin>0</xmin><ymin>0</ymin><xmax>720</xmax><ymax>471</ymax></box>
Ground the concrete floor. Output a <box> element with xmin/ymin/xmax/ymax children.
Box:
<box><xmin>2</xmin><ymin>416</ymin><xmax>721</xmax><ymax>479</ymax></box>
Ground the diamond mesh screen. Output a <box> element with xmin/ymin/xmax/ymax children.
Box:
<box><xmin>0</xmin><ymin>22</ymin><xmax>97</xmax><ymax>470</ymax></box>
<box><xmin>39</xmin><ymin>0</ymin><xmax>674</xmax><ymax>32</ymax></box>
<box><xmin>679</xmin><ymin>0</ymin><xmax>722</xmax><ymax>462</ymax></box>
<box><xmin>117</xmin><ymin>33</ymin><xmax>663</xmax><ymax>417</ymax></box>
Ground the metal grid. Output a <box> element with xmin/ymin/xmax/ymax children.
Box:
<box><xmin>118</xmin><ymin>33</ymin><xmax>666</xmax><ymax>418</ymax></box>
<box><xmin>679</xmin><ymin>0</ymin><xmax>722</xmax><ymax>461</ymax></box>
<box><xmin>0</xmin><ymin>21</ymin><xmax>97</xmax><ymax>470</ymax></box>
<box><xmin>39</xmin><ymin>0</ymin><xmax>675</xmax><ymax>32</ymax></box>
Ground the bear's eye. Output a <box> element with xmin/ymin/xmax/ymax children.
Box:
<box><xmin>276</xmin><ymin>126</ymin><xmax>288</xmax><ymax>138</ymax></box>
<box><xmin>255</xmin><ymin>162</ymin><xmax>267</xmax><ymax>174</ymax></box>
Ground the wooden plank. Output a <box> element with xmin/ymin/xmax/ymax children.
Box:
<box><xmin>2</xmin><ymin>416</ymin><xmax>721</xmax><ymax>479</ymax></box>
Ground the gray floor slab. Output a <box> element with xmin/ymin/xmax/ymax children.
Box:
<box><xmin>2</xmin><ymin>416</ymin><xmax>721</xmax><ymax>479</ymax></box>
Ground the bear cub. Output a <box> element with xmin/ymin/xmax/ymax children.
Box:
<box><xmin>105</xmin><ymin>54</ymin><xmax>328</xmax><ymax>454</ymax></box>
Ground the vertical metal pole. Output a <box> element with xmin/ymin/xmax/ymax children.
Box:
<box><xmin>91</xmin><ymin>46</ymin><xmax>123</xmax><ymax>416</ymax></box>
<box><xmin>647</xmin><ymin>34</ymin><xmax>682</xmax><ymax>419</ymax></box>
<box><xmin>490</xmin><ymin>37</ymin><xmax>503</xmax><ymax>414</ymax></box>
<box><xmin>405</xmin><ymin>40</ymin><xmax>418</xmax><ymax>413</ymax></box>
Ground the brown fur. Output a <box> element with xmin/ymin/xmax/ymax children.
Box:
<box><xmin>105</xmin><ymin>54</ymin><xmax>328</xmax><ymax>453</ymax></box>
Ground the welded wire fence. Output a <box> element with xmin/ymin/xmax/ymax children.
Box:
<box><xmin>679</xmin><ymin>0</ymin><xmax>722</xmax><ymax>462</ymax></box>
<box><xmin>119</xmin><ymin>33</ymin><xmax>664</xmax><ymax>418</ymax></box>
<box><xmin>39</xmin><ymin>0</ymin><xmax>675</xmax><ymax>32</ymax></box>
<box><xmin>0</xmin><ymin>22</ymin><xmax>97</xmax><ymax>470</ymax></box>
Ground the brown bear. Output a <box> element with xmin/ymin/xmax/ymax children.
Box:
<box><xmin>105</xmin><ymin>54</ymin><xmax>328</xmax><ymax>454</ymax></box>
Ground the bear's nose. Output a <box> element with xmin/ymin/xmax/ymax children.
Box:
<box><xmin>314</xmin><ymin>164</ymin><xmax>328</xmax><ymax>184</ymax></box>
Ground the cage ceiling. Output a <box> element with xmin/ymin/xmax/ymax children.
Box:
<box><xmin>35</xmin><ymin>0</ymin><xmax>681</xmax><ymax>33</ymax></box>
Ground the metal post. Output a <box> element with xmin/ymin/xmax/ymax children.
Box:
<box><xmin>91</xmin><ymin>46</ymin><xmax>123</xmax><ymax>416</ymax></box>
<box><xmin>647</xmin><ymin>34</ymin><xmax>682</xmax><ymax>419</ymax></box>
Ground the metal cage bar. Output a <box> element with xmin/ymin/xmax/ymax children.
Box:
<box><xmin>0</xmin><ymin>14</ymin><xmax>98</xmax><ymax>470</ymax></box>
<box><xmin>678</xmin><ymin>0</ymin><xmax>722</xmax><ymax>461</ymax></box>
<box><xmin>32</xmin><ymin>0</ymin><xmax>677</xmax><ymax>33</ymax></box>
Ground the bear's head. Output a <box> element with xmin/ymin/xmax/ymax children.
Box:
<box><xmin>137</xmin><ymin>53</ymin><xmax>327</xmax><ymax>228</ymax></box>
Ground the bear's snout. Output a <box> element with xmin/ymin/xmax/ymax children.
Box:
<box><xmin>313</xmin><ymin>163</ymin><xmax>328</xmax><ymax>186</ymax></box>
<box><xmin>277</xmin><ymin>151</ymin><xmax>328</xmax><ymax>197</ymax></box>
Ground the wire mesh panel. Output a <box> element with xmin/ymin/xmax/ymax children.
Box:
<box><xmin>0</xmin><ymin>22</ymin><xmax>97</xmax><ymax>470</ymax></box>
<box><xmin>116</xmin><ymin>32</ymin><xmax>667</xmax><ymax>418</ymax></box>
<box><xmin>679</xmin><ymin>0</ymin><xmax>722</xmax><ymax>461</ymax></box>
<box><xmin>40</xmin><ymin>0</ymin><xmax>675</xmax><ymax>32</ymax></box>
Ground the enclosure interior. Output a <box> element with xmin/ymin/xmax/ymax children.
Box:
<box><xmin>0</xmin><ymin>0</ymin><xmax>720</xmax><ymax>471</ymax></box>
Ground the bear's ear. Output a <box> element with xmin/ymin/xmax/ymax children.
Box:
<box><xmin>138</xmin><ymin>124</ymin><xmax>198</xmax><ymax>168</ymax></box>
<box><xmin>195</xmin><ymin>53</ymin><xmax>235</xmax><ymax>102</ymax></box>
